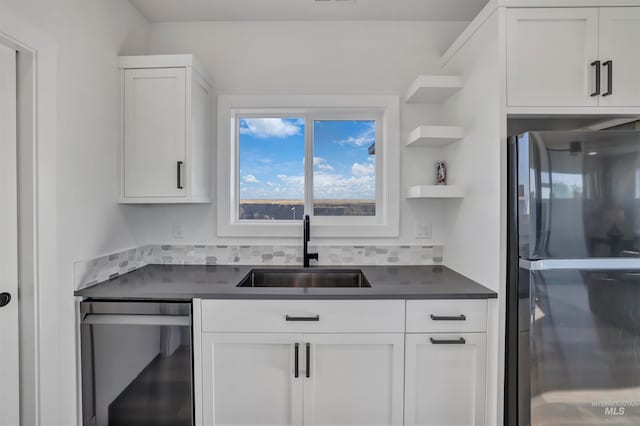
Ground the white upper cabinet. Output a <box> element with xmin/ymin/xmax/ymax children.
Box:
<box><xmin>507</xmin><ymin>7</ymin><xmax>640</xmax><ymax>109</ymax></box>
<box><xmin>123</xmin><ymin>67</ymin><xmax>187</xmax><ymax>199</ymax></box>
<box><xmin>598</xmin><ymin>8</ymin><xmax>640</xmax><ymax>107</ymax></box>
<box><xmin>507</xmin><ymin>8</ymin><xmax>599</xmax><ymax>107</ymax></box>
<box><xmin>118</xmin><ymin>55</ymin><xmax>212</xmax><ymax>203</ymax></box>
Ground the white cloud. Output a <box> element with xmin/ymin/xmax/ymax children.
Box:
<box><xmin>314</xmin><ymin>172</ymin><xmax>375</xmax><ymax>200</ymax></box>
<box><xmin>337</xmin><ymin>135</ymin><xmax>375</xmax><ymax>146</ymax></box>
<box><xmin>313</xmin><ymin>157</ymin><xmax>334</xmax><ymax>171</ymax></box>
<box><xmin>242</xmin><ymin>171</ymin><xmax>374</xmax><ymax>200</ymax></box>
<box><xmin>351</xmin><ymin>162</ymin><xmax>375</xmax><ymax>176</ymax></box>
<box><xmin>335</xmin><ymin>122</ymin><xmax>376</xmax><ymax>146</ymax></box>
<box><xmin>240</xmin><ymin>118</ymin><xmax>302</xmax><ymax>139</ymax></box>
<box><xmin>277</xmin><ymin>174</ymin><xmax>305</xmax><ymax>185</ymax></box>
<box><xmin>243</xmin><ymin>174</ymin><xmax>260</xmax><ymax>183</ymax></box>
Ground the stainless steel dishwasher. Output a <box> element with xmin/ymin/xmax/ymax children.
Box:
<box><xmin>80</xmin><ymin>301</ymin><xmax>193</xmax><ymax>426</ymax></box>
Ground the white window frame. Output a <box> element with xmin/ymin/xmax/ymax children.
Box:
<box><xmin>217</xmin><ymin>95</ymin><xmax>400</xmax><ymax>238</ymax></box>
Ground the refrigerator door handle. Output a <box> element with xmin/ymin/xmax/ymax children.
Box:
<box><xmin>520</xmin><ymin>258</ymin><xmax>640</xmax><ymax>271</ymax></box>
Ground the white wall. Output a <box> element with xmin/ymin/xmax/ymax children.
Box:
<box><xmin>441</xmin><ymin>10</ymin><xmax>504</xmax><ymax>426</ymax></box>
<box><xmin>0</xmin><ymin>7</ymin><xmax>476</xmax><ymax>425</ymax></box>
<box><xmin>124</xmin><ymin>20</ymin><xmax>469</xmax><ymax>246</ymax></box>
<box><xmin>0</xmin><ymin>1</ymin><xmax>150</xmax><ymax>424</ymax></box>
<box><xmin>442</xmin><ymin>16</ymin><xmax>502</xmax><ymax>290</ymax></box>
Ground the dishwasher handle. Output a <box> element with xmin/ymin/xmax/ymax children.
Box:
<box><xmin>82</xmin><ymin>314</ymin><xmax>190</xmax><ymax>327</ymax></box>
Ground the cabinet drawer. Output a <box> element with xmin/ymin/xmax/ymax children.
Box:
<box><xmin>201</xmin><ymin>300</ymin><xmax>405</xmax><ymax>333</ymax></box>
<box><xmin>406</xmin><ymin>300</ymin><xmax>487</xmax><ymax>333</ymax></box>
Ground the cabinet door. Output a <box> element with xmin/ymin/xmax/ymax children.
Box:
<box><xmin>507</xmin><ymin>8</ymin><xmax>599</xmax><ymax>107</ymax></box>
<box><xmin>123</xmin><ymin>67</ymin><xmax>186</xmax><ymax>198</ymax></box>
<box><xmin>405</xmin><ymin>333</ymin><xmax>487</xmax><ymax>426</ymax></box>
<box><xmin>303</xmin><ymin>334</ymin><xmax>404</xmax><ymax>426</ymax></box>
<box><xmin>201</xmin><ymin>333</ymin><xmax>304</xmax><ymax>426</ymax></box>
<box><xmin>599</xmin><ymin>7</ymin><xmax>640</xmax><ymax>107</ymax></box>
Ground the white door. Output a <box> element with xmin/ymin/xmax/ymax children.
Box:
<box><xmin>201</xmin><ymin>333</ymin><xmax>304</xmax><ymax>426</ymax></box>
<box><xmin>303</xmin><ymin>334</ymin><xmax>404</xmax><ymax>426</ymax></box>
<box><xmin>598</xmin><ymin>7</ymin><xmax>640</xmax><ymax>107</ymax></box>
<box><xmin>506</xmin><ymin>8</ymin><xmax>599</xmax><ymax>107</ymax></box>
<box><xmin>0</xmin><ymin>43</ymin><xmax>20</xmax><ymax>426</ymax></box>
<box><xmin>404</xmin><ymin>333</ymin><xmax>487</xmax><ymax>426</ymax></box>
<box><xmin>123</xmin><ymin>67</ymin><xmax>186</xmax><ymax>198</ymax></box>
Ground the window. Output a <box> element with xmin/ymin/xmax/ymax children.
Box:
<box><xmin>218</xmin><ymin>95</ymin><xmax>399</xmax><ymax>238</ymax></box>
<box><xmin>238</xmin><ymin>117</ymin><xmax>378</xmax><ymax>221</ymax></box>
<box><xmin>313</xmin><ymin>120</ymin><xmax>376</xmax><ymax>217</ymax></box>
<box><xmin>550</xmin><ymin>172</ymin><xmax>583</xmax><ymax>199</ymax></box>
<box><xmin>239</xmin><ymin>117</ymin><xmax>305</xmax><ymax>220</ymax></box>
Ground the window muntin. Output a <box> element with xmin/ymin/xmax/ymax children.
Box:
<box><xmin>238</xmin><ymin>117</ymin><xmax>305</xmax><ymax>220</ymax></box>
<box><xmin>312</xmin><ymin>120</ymin><xmax>376</xmax><ymax>217</ymax></box>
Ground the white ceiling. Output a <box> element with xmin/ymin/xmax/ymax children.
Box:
<box><xmin>129</xmin><ymin>0</ymin><xmax>489</xmax><ymax>22</ymax></box>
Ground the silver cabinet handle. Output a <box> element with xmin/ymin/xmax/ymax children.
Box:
<box><xmin>82</xmin><ymin>314</ymin><xmax>190</xmax><ymax>326</ymax></box>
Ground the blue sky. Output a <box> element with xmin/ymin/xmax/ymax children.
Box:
<box><xmin>239</xmin><ymin>118</ymin><xmax>376</xmax><ymax>200</ymax></box>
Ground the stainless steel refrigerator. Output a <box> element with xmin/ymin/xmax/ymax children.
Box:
<box><xmin>506</xmin><ymin>131</ymin><xmax>640</xmax><ymax>426</ymax></box>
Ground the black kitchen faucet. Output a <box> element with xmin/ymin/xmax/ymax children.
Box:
<box><xmin>303</xmin><ymin>214</ymin><xmax>318</xmax><ymax>267</ymax></box>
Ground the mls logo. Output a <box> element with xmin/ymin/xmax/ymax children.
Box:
<box><xmin>604</xmin><ymin>407</ymin><xmax>625</xmax><ymax>416</ymax></box>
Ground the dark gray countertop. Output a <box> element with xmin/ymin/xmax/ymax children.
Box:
<box><xmin>74</xmin><ymin>264</ymin><xmax>497</xmax><ymax>300</ymax></box>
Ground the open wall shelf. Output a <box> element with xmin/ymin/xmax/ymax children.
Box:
<box><xmin>406</xmin><ymin>125</ymin><xmax>464</xmax><ymax>147</ymax></box>
<box><xmin>404</xmin><ymin>75</ymin><xmax>463</xmax><ymax>104</ymax></box>
<box><xmin>406</xmin><ymin>185</ymin><xmax>464</xmax><ymax>199</ymax></box>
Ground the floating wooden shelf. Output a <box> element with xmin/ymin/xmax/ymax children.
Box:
<box><xmin>405</xmin><ymin>75</ymin><xmax>463</xmax><ymax>104</ymax></box>
<box><xmin>406</xmin><ymin>126</ymin><xmax>464</xmax><ymax>147</ymax></box>
<box><xmin>406</xmin><ymin>185</ymin><xmax>464</xmax><ymax>199</ymax></box>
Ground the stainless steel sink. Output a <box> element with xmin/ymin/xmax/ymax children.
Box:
<box><xmin>237</xmin><ymin>269</ymin><xmax>371</xmax><ymax>288</ymax></box>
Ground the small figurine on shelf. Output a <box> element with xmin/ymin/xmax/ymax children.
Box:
<box><xmin>436</xmin><ymin>161</ymin><xmax>447</xmax><ymax>185</ymax></box>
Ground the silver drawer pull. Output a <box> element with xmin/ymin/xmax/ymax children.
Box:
<box><xmin>430</xmin><ymin>314</ymin><xmax>466</xmax><ymax>321</ymax></box>
<box><xmin>285</xmin><ymin>315</ymin><xmax>320</xmax><ymax>322</ymax></box>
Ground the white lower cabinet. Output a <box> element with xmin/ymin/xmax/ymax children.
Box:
<box><xmin>303</xmin><ymin>334</ymin><xmax>405</xmax><ymax>426</ymax></box>
<box><xmin>404</xmin><ymin>333</ymin><xmax>487</xmax><ymax>426</ymax></box>
<box><xmin>201</xmin><ymin>332</ymin><xmax>404</xmax><ymax>426</ymax></box>
<box><xmin>197</xmin><ymin>299</ymin><xmax>488</xmax><ymax>426</ymax></box>
<box><xmin>201</xmin><ymin>333</ymin><xmax>304</xmax><ymax>426</ymax></box>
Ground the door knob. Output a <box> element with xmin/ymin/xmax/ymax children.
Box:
<box><xmin>0</xmin><ymin>292</ymin><xmax>11</xmax><ymax>307</ymax></box>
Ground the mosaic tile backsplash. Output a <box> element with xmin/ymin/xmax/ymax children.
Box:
<box><xmin>73</xmin><ymin>246</ymin><xmax>153</xmax><ymax>290</ymax></box>
<box><xmin>74</xmin><ymin>244</ymin><xmax>443</xmax><ymax>290</ymax></box>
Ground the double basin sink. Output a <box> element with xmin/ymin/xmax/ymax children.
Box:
<box><xmin>237</xmin><ymin>269</ymin><xmax>371</xmax><ymax>288</ymax></box>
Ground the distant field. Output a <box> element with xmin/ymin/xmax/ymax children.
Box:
<box><xmin>240</xmin><ymin>199</ymin><xmax>375</xmax><ymax>220</ymax></box>
<box><xmin>240</xmin><ymin>199</ymin><xmax>305</xmax><ymax>205</ymax></box>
